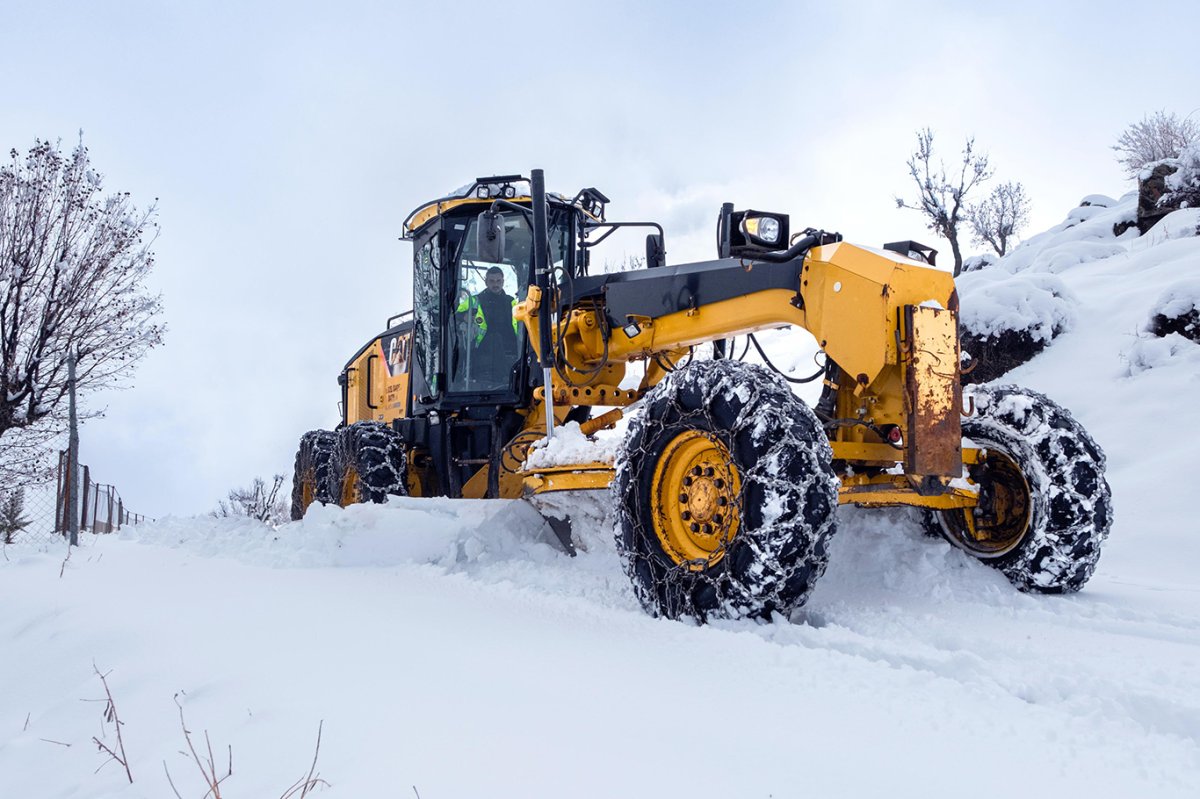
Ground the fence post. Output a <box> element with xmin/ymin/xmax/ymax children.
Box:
<box><xmin>117</xmin><ymin>498</ymin><xmax>124</xmax><ymax>530</ymax></box>
<box><xmin>80</xmin><ymin>466</ymin><xmax>91</xmax><ymax>532</ymax></box>
<box><xmin>55</xmin><ymin>451</ymin><xmax>65</xmax><ymax>533</ymax></box>
<box><xmin>66</xmin><ymin>350</ymin><xmax>80</xmax><ymax>547</ymax></box>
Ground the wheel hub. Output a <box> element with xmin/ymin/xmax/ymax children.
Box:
<box><xmin>942</xmin><ymin>448</ymin><xmax>1032</xmax><ymax>557</ymax></box>
<box><xmin>651</xmin><ymin>430</ymin><xmax>741</xmax><ymax>569</ymax></box>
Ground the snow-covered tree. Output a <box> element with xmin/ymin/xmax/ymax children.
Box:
<box><xmin>0</xmin><ymin>488</ymin><xmax>32</xmax><ymax>544</ymax></box>
<box><xmin>896</xmin><ymin>128</ymin><xmax>993</xmax><ymax>276</ymax></box>
<box><xmin>969</xmin><ymin>181</ymin><xmax>1030</xmax><ymax>257</ymax></box>
<box><xmin>1113</xmin><ymin>110</ymin><xmax>1199</xmax><ymax>178</ymax></box>
<box><xmin>0</xmin><ymin>139</ymin><xmax>163</xmax><ymax>481</ymax></box>
<box><xmin>214</xmin><ymin>475</ymin><xmax>288</xmax><ymax>525</ymax></box>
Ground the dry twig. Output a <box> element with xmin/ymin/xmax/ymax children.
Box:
<box><xmin>91</xmin><ymin>665</ymin><xmax>133</xmax><ymax>783</ymax></box>
<box><xmin>164</xmin><ymin>698</ymin><xmax>329</xmax><ymax>798</ymax></box>
<box><xmin>279</xmin><ymin>721</ymin><xmax>329</xmax><ymax>798</ymax></box>
<box><xmin>166</xmin><ymin>693</ymin><xmax>233</xmax><ymax>799</ymax></box>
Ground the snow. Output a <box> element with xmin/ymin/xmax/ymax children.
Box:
<box><xmin>5</xmin><ymin>197</ymin><xmax>1200</xmax><ymax>797</ymax></box>
<box><xmin>957</xmin><ymin>267</ymin><xmax>1076</xmax><ymax>342</ymax></box>
<box><xmin>956</xmin><ymin>191</ymin><xmax>1192</xmax><ymax>346</ymax></box>
<box><xmin>1148</xmin><ymin>277</ymin><xmax>1200</xmax><ymax>321</ymax></box>
<box><xmin>524</xmin><ymin>421</ymin><xmax>621</xmax><ymax>469</ymax></box>
<box><xmin>1123</xmin><ymin>333</ymin><xmax>1200</xmax><ymax>376</ymax></box>
<box><xmin>1159</xmin><ymin>142</ymin><xmax>1200</xmax><ymax>208</ymax></box>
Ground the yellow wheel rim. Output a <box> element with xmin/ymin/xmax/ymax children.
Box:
<box><xmin>406</xmin><ymin>467</ymin><xmax>423</xmax><ymax>498</ymax></box>
<box><xmin>942</xmin><ymin>448</ymin><xmax>1032</xmax><ymax>557</ymax></box>
<box><xmin>300</xmin><ymin>470</ymin><xmax>316</xmax><ymax>509</ymax></box>
<box><xmin>340</xmin><ymin>465</ymin><xmax>360</xmax><ymax>506</ymax></box>
<box><xmin>650</xmin><ymin>429</ymin><xmax>742</xmax><ymax>570</ymax></box>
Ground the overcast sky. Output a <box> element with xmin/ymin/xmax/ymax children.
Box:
<box><xmin>3</xmin><ymin>0</ymin><xmax>1197</xmax><ymax>517</ymax></box>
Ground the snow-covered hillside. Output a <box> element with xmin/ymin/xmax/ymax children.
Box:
<box><xmin>3</xmin><ymin>192</ymin><xmax>1199</xmax><ymax>798</ymax></box>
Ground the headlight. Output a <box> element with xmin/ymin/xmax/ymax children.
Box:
<box><xmin>738</xmin><ymin>212</ymin><xmax>788</xmax><ymax>248</ymax></box>
<box><xmin>743</xmin><ymin>215</ymin><xmax>781</xmax><ymax>245</ymax></box>
<box><xmin>719</xmin><ymin>208</ymin><xmax>791</xmax><ymax>258</ymax></box>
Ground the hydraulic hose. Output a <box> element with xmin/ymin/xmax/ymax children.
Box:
<box><xmin>747</xmin><ymin>228</ymin><xmax>841</xmax><ymax>264</ymax></box>
<box><xmin>749</xmin><ymin>233</ymin><xmax>820</xmax><ymax>263</ymax></box>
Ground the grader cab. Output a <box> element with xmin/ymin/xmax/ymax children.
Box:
<box><xmin>291</xmin><ymin>171</ymin><xmax>1112</xmax><ymax>622</ymax></box>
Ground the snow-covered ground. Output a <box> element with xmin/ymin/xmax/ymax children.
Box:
<box><xmin>3</xmin><ymin>192</ymin><xmax>1199</xmax><ymax>798</ymax></box>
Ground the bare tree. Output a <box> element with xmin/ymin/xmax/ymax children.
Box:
<box><xmin>214</xmin><ymin>475</ymin><xmax>288</xmax><ymax>524</ymax></box>
<box><xmin>0</xmin><ymin>420</ymin><xmax>63</xmax><ymax>488</ymax></box>
<box><xmin>0</xmin><ymin>139</ymin><xmax>164</xmax><ymax>482</ymax></box>
<box><xmin>896</xmin><ymin>128</ymin><xmax>994</xmax><ymax>276</ymax></box>
<box><xmin>1113</xmin><ymin>110</ymin><xmax>1199</xmax><ymax>178</ymax></box>
<box><xmin>969</xmin><ymin>181</ymin><xmax>1030</xmax><ymax>257</ymax></box>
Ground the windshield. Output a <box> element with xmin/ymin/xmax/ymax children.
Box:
<box><xmin>448</xmin><ymin>212</ymin><xmax>568</xmax><ymax>394</ymax></box>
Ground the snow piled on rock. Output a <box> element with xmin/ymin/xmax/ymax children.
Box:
<box><xmin>1147</xmin><ymin>277</ymin><xmax>1200</xmax><ymax>324</ymax></box>
<box><xmin>957</xmin><ymin>268</ymin><xmax>1076</xmax><ymax>342</ymax></box>
<box><xmin>954</xmin><ymin>193</ymin><xmax>1139</xmax><ymax>343</ymax></box>
<box><xmin>1124</xmin><ymin>333</ymin><xmax>1200</xmax><ymax>375</ymax></box>
<box><xmin>957</xmin><ymin>192</ymin><xmax>1196</xmax><ymax>356</ymax></box>
<box><xmin>1158</xmin><ymin>141</ymin><xmax>1200</xmax><ymax>209</ymax></box>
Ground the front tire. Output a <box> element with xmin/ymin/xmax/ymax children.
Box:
<box><xmin>334</xmin><ymin>421</ymin><xmax>408</xmax><ymax>506</ymax></box>
<box><xmin>613</xmin><ymin>360</ymin><xmax>839</xmax><ymax>622</ymax></box>
<box><xmin>290</xmin><ymin>430</ymin><xmax>337</xmax><ymax>520</ymax></box>
<box><xmin>927</xmin><ymin>385</ymin><xmax>1113</xmax><ymax>592</ymax></box>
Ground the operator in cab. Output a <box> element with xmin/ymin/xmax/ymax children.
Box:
<box><xmin>475</xmin><ymin>266</ymin><xmax>519</xmax><ymax>377</ymax></box>
<box><xmin>455</xmin><ymin>264</ymin><xmax>520</xmax><ymax>389</ymax></box>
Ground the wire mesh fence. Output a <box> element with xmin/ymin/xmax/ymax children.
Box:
<box><xmin>1</xmin><ymin>447</ymin><xmax>149</xmax><ymax>547</ymax></box>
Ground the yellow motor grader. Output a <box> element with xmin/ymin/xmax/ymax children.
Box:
<box><xmin>291</xmin><ymin>171</ymin><xmax>1112</xmax><ymax>621</ymax></box>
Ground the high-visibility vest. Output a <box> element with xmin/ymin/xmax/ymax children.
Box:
<box><xmin>456</xmin><ymin>292</ymin><xmax>519</xmax><ymax>346</ymax></box>
<box><xmin>456</xmin><ymin>293</ymin><xmax>487</xmax><ymax>345</ymax></box>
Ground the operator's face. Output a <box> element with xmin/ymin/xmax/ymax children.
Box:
<box><xmin>486</xmin><ymin>273</ymin><xmax>504</xmax><ymax>293</ymax></box>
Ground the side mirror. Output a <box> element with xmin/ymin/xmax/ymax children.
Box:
<box><xmin>476</xmin><ymin>210</ymin><xmax>506</xmax><ymax>263</ymax></box>
<box><xmin>645</xmin><ymin>234</ymin><xmax>666</xmax><ymax>269</ymax></box>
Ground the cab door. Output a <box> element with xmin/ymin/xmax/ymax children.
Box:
<box><xmin>410</xmin><ymin>224</ymin><xmax>445</xmax><ymax>411</ymax></box>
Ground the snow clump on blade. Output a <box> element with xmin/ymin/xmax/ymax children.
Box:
<box><xmin>524</xmin><ymin>421</ymin><xmax>622</xmax><ymax>469</ymax></box>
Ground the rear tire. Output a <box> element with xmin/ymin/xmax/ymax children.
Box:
<box><xmin>613</xmin><ymin>360</ymin><xmax>839</xmax><ymax>622</ymax></box>
<box><xmin>334</xmin><ymin>421</ymin><xmax>408</xmax><ymax>506</ymax></box>
<box><xmin>290</xmin><ymin>430</ymin><xmax>337</xmax><ymax>520</ymax></box>
<box><xmin>926</xmin><ymin>384</ymin><xmax>1113</xmax><ymax>592</ymax></box>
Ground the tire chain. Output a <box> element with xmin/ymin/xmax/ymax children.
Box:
<box><xmin>337</xmin><ymin>421</ymin><xmax>408</xmax><ymax>504</ymax></box>
<box><xmin>613</xmin><ymin>359</ymin><xmax>840</xmax><ymax>621</ymax></box>
<box><xmin>952</xmin><ymin>384</ymin><xmax>1113</xmax><ymax>592</ymax></box>
<box><xmin>290</xmin><ymin>430</ymin><xmax>337</xmax><ymax>520</ymax></box>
